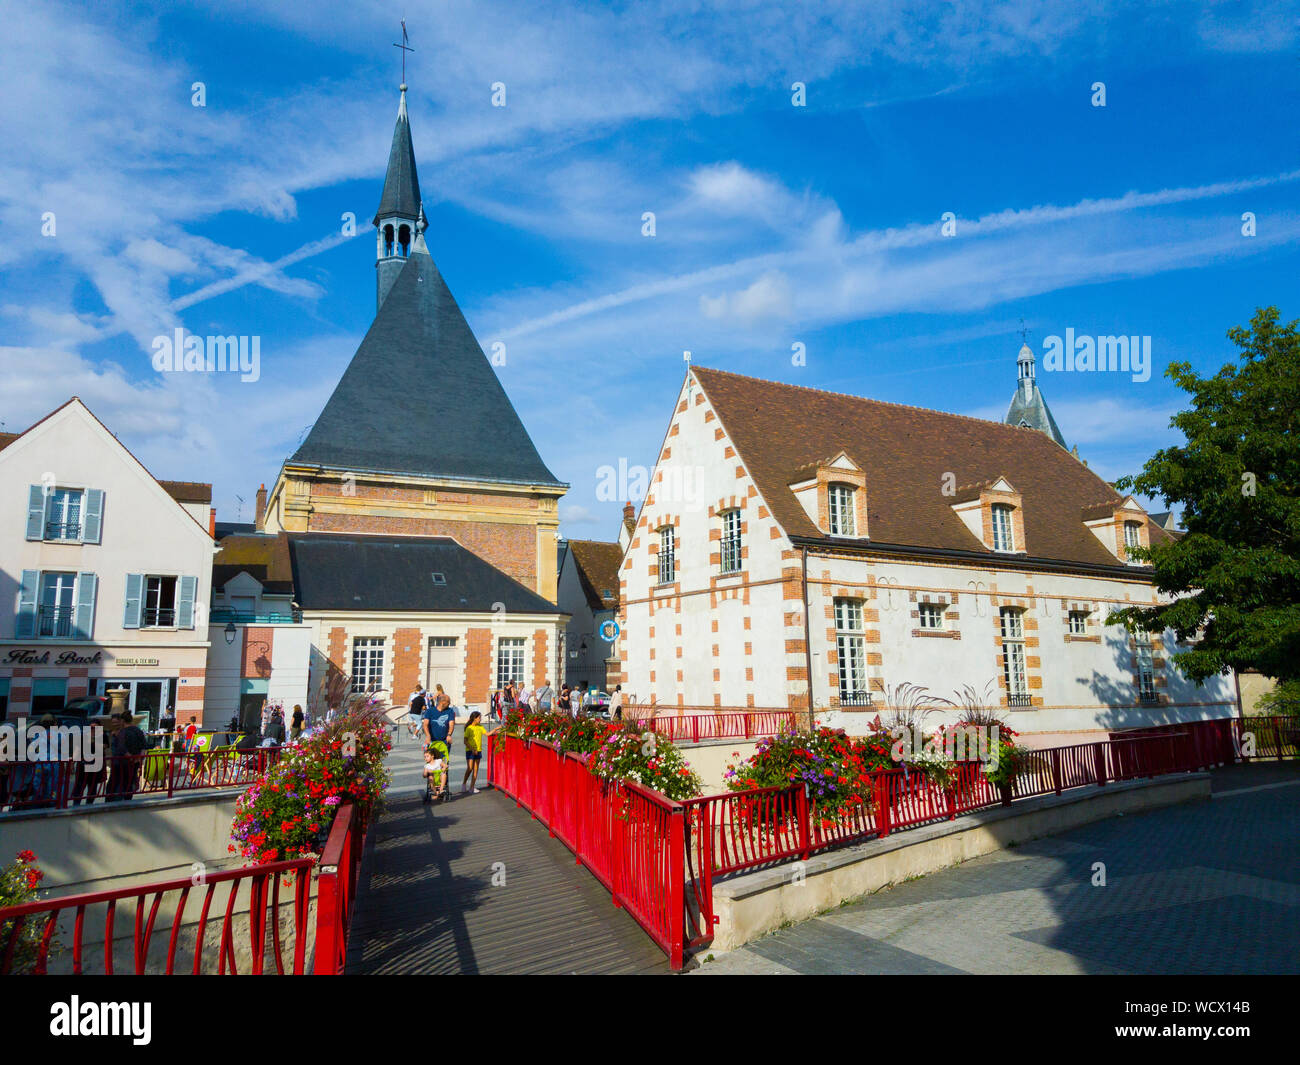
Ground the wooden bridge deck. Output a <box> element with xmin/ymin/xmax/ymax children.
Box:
<box><xmin>345</xmin><ymin>789</ymin><xmax>672</xmax><ymax>975</ymax></box>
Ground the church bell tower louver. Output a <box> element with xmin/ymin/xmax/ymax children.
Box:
<box><xmin>373</xmin><ymin>84</ymin><xmax>423</xmax><ymax>312</ymax></box>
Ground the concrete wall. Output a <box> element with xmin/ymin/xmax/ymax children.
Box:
<box><xmin>704</xmin><ymin>773</ymin><xmax>1210</xmax><ymax>953</ymax></box>
<box><xmin>680</xmin><ymin>738</ymin><xmax>759</xmax><ymax>794</ymax></box>
<box><xmin>0</xmin><ymin>791</ymin><xmax>243</xmax><ymax>895</ymax></box>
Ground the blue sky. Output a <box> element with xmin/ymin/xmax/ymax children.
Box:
<box><xmin>1</xmin><ymin>0</ymin><xmax>1297</xmax><ymax>536</ymax></box>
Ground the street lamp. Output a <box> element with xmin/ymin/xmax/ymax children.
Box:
<box><xmin>224</xmin><ymin>621</ymin><xmax>237</xmax><ymax>645</ymax></box>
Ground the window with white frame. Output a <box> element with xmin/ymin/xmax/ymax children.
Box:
<box><xmin>1000</xmin><ymin>607</ymin><xmax>1029</xmax><ymax>704</ymax></box>
<box><xmin>39</xmin><ymin>572</ymin><xmax>77</xmax><ymax>638</ymax></box>
<box><xmin>657</xmin><ymin>525</ymin><xmax>675</xmax><ymax>584</ymax></box>
<box><xmin>46</xmin><ymin>488</ymin><xmax>83</xmax><ymax>541</ymax></box>
<box><xmin>834</xmin><ymin>598</ymin><xmax>869</xmax><ymax>704</ymax></box>
<box><xmin>1136</xmin><ymin>634</ymin><xmax>1156</xmax><ymax>700</ymax></box>
<box><xmin>918</xmin><ymin>602</ymin><xmax>944</xmax><ymax>630</ymax></box>
<box><xmin>991</xmin><ymin>504</ymin><xmax>1015</xmax><ymax>552</ymax></box>
<box><xmin>720</xmin><ymin>509</ymin><xmax>742</xmax><ymax>573</ymax></box>
<box><xmin>1068</xmin><ymin>610</ymin><xmax>1089</xmax><ymax>636</ymax></box>
<box><xmin>351</xmin><ymin>637</ymin><xmax>385</xmax><ymax>693</ymax></box>
<box><xmin>496</xmin><ymin>637</ymin><xmax>526</xmax><ymax>690</ymax></box>
<box><xmin>1123</xmin><ymin>521</ymin><xmax>1142</xmax><ymax>561</ymax></box>
<box><xmin>143</xmin><ymin>575</ymin><xmax>178</xmax><ymax>627</ymax></box>
<box><xmin>828</xmin><ymin>484</ymin><xmax>856</xmax><ymax>536</ymax></box>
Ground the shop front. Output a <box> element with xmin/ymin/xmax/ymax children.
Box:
<box><xmin>0</xmin><ymin>644</ymin><xmax>205</xmax><ymax>727</ymax></box>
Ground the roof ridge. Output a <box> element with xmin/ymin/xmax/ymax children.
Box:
<box><xmin>692</xmin><ymin>365</ymin><xmax>1049</xmax><ymax>437</ymax></box>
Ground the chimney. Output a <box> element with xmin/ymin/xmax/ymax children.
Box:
<box><xmin>209</xmin><ymin>507</ymin><xmax>216</xmax><ymax>538</ymax></box>
<box><xmin>622</xmin><ymin>502</ymin><xmax>636</xmax><ymax>537</ymax></box>
<box><xmin>255</xmin><ymin>483</ymin><xmax>267</xmax><ymax>531</ymax></box>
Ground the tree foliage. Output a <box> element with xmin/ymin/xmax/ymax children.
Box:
<box><xmin>1109</xmin><ymin>307</ymin><xmax>1300</xmax><ymax>683</ymax></box>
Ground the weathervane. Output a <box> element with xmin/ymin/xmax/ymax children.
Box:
<box><xmin>393</xmin><ymin>20</ymin><xmax>414</xmax><ymax>85</ymax></box>
<box><xmin>1018</xmin><ymin>317</ymin><xmax>1032</xmax><ymax>345</ymax></box>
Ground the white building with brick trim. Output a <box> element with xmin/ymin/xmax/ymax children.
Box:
<box><xmin>611</xmin><ymin>364</ymin><xmax>1238</xmax><ymax>742</ymax></box>
<box><xmin>0</xmin><ymin>399</ymin><xmax>214</xmax><ymax>727</ymax></box>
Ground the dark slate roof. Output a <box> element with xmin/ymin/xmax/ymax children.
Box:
<box><xmin>158</xmin><ymin>479</ymin><xmax>212</xmax><ymax>504</ymax></box>
<box><xmin>373</xmin><ymin>90</ymin><xmax>421</xmax><ymax>224</ymax></box>
<box><xmin>290</xmin><ymin>244</ymin><xmax>564</xmax><ymax>486</ymax></box>
<box><xmin>287</xmin><ymin>534</ymin><xmax>563</xmax><ymax>615</ymax></box>
<box><xmin>1004</xmin><ymin>381</ymin><xmax>1067</xmax><ymax>448</ymax></box>
<box><xmin>691</xmin><ymin>366</ymin><xmax>1172</xmax><ymax>570</ymax></box>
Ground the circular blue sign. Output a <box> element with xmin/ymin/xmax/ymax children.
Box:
<box><xmin>599</xmin><ymin>619</ymin><xmax>620</xmax><ymax>642</ymax></box>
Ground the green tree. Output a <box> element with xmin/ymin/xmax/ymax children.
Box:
<box><xmin>1108</xmin><ymin>307</ymin><xmax>1300</xmax><ymax>683</ymax></box>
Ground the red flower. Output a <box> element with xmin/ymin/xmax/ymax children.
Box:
<box><xmin>17</xmin><ymin>850</ymin><xmax>36</xmax><ymax>863</ymax></box>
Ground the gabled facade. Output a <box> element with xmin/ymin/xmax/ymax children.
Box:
<box><xmin>613</xmin><ymin>368</ymin><xmax>1237</xmax><ymax>740</ymax></box>
<box><xmin>557</xmin><ymin>538</ymin><xmax>622</xmax><ymax>691</ymax></box>
<box><xmin>0</xmin><ymin>399</ymin><xmax>214</xmax><ymax>726</ymax></box>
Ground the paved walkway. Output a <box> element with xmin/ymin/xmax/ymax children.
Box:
<box><xmin>693</xmin><ymin>761</ymin><xmax>1300</xmax><ymax>975</ymax></box>
<box><xmin>345</xmin><ymin>727</ymin><xmax>670</xmax><ymax>974</ymax></box>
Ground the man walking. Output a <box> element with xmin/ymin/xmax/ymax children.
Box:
<box><xmin>421</xmin><ymin>694</ymin><xmax>458</xmax><ymax>778</ymax></box>
<box><xmin>407</xmin><ymin>686</ymin><xmax>428</xmax><ymax>738</ymax></box>
<box><xmin>536</xmin><ymin>679</ymin><xmax>554</xmax><ymax>712</ymax></box>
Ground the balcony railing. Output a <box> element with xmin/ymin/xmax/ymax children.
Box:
<box><xmin>1007</xmin><ymin>693</ymin><xmax>1033</xmax><ymax>707</ymax></box>
<box><xmin>142</xmin><ymin>607</ymin><xmax>176</xmax><ymax>627</ymax></box>
<box><xmin>838</xmin><ymin>690</ymin><xmax>875</xmax><ymax>707</ymax></box>
<box><xmin>37</xmin><ymin>607</ymin><xmax>74</xmax><ymax>638</ymax></box>
<box><xmin>44</xmin><ymin>522</ymin><xmax>81</xmax><ymax>541</ymax></box>
<box><xmin>210</xmin><ymin>607</ymin><xmax>302</xmax><ymax>624</ymax></box>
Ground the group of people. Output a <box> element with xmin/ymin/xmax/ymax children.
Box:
<box><xmin>0</xmin><ymin>710</ymin><xmax>152</xmax><ymax>809</ymax></box>
<box><xmin>493</xmin><ymin>681</ymin><xmax>624</xmax><ymax>720</ymax></box>
<box><xmin>407</xmin><ymin>686</ymin><xmax>488</xmax><ymax>796</ymax></box>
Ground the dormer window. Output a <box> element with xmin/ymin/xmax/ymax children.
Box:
<box><xmin>991</xmin><ymin>504</ymin><xmax>1015</xmax><ymax>552</ymax></box>
<box><xmin>828</xmin><ymin>484</ymin><xmax>856</xmax><ymax>536</ymax></box>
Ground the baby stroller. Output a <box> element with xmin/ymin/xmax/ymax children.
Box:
<box><xmin>422</xmin><ymin>740</ymin><xmax>450</xmax><ymax>804</ymax></box>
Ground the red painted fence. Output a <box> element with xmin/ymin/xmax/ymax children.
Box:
<box><xmin>637</xmin><ymin>711</ymin><xmax>799</xmax><ymax>744</ymax></box>
<box><xmin>0</xmin><ymin>802</ymin><xmax>365</xmax><ymax>975</ymax></box>
<box><xmin>0</xmin><ymin>748</ymin><xmax>282</xmax><ymax>813</ymax></box>
<box><xmin>491</xmin><ymin>715</ymin><xmax>1290</xmax><ymax>967</ymax></box>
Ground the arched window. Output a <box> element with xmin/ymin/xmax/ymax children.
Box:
<box><xmin>383</xmin><ymin>224</ymin><xmax>395</xmax><ymax>258</ymax></box>
<box><xmin>398</xmin><ymin>224</ymin><xmax>411</xmax><ymax>257</ymax></box>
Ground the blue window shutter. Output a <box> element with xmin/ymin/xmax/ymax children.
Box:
<box><xmin>73</xmin><ymin>573</ymin><xmax>97</xmax><ymax>640</ymax></box>
<box><xmin>83</xmin><ymin>489</ymin><xmax>104</xmax><ymax>544</ymax></box>
<box><xmin>123</xmin><ymin>573</ymin><xmax>143</xmax><ymax>629</ymax></box>
<box><xmin>25</xmin><ymin>485</ymin><xmax>46</xmax><ymax>540</ymax></box>
<box><xmin>16</xmin><ymin>570</ymin><xmax>39</xmax><ymax>637</ymax></box>
<box><xmin>177</xmin><ymin>575</ymin><xmax>198</xmax><ymax>629</ymax></box>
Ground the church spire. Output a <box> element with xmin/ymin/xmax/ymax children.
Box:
<box><xmin>373</xmin><ymin>82</ymin><xmax>423</xmax><ymax>310</ymax></box>
<box><xmin>1004</xmin><ymin>341</ymin><xmax>1068</xmax><ymax>448</ymax></box>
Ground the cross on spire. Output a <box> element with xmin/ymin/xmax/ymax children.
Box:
<box><xmin>1018</xmin><ymin>317</ymin><xmax>1031</xmax><ymax>345</ymax></box>
<box><xmin>393</xmin><ymin>20</ymin><xmax>414</xmax><ymax>86</ymax></box>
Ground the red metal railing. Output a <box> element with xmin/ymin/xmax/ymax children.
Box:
<box><xmin>492</xmin><ymin>715</ymin><xmax>1291</xmax><ymax>966</ymax></box>
<box><xmin>489</xmin><ymin>735</ymin><xmax>687</xmax><ymax>969</ymax></box>
<box><xmin>0</xmin><ymin>748</ymin><xmax>282</xmax><ymax>813</ymax></box>
<box><xmin>0</xmin><ymin>801</ymin><xmax>365</xmax><ymax>975</ymax></box>
<box><xmin>638</xmin><ymin>711</ymin><xmax>799</xmax><ymax>744</ymax></box>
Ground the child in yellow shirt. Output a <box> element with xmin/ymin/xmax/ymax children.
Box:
<box><xmin>462</xmin><ymin>711</ymin><xmax>487</xmax><ymax>794</ymax></box>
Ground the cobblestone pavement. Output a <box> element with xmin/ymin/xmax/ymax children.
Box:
<box><xmin>692</xmin><ymin>764</ymin><xmax>1300</xmax><ymax>975</ymax></box>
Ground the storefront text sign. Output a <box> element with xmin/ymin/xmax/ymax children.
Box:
<box><xmin>4</xmin><ymin>649</ymin><xmax>105</xmax><ymax>666</ymax></box>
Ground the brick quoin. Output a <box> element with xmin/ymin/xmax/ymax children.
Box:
<box><xmin>392</xmin><ymin>628</ymin><xmax>424</xmax><ymax>700</ymax></box>
<box><xmin>465</xmin><ymin>628</ymin><xmax>493</xmax><ymax>704</ymax></box>
<box><xmin>532</xmin><ymin>628</ymin><xmax>549</xmax><ymax>688</ymax></box>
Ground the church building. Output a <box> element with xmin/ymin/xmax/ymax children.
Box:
<box><xmin>259</xmin><ymin>82</ymin><xmax>568</xmax><ymax>714</ymax></box>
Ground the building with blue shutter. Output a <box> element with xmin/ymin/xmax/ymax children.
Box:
<box><xmin>0</xmin><ymin>399</ymin><xmax>215</xmax><ymax>728</ymax></box>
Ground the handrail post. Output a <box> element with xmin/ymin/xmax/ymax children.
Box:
<box><xmin>314</xmin><ymin>865</ymin><xmax>339</xmax><ymax>975</ymax></box>
<box><xmin>1051</xmin><ymin>748</ymin><xmax>1062</xmax><ymax>795</ymax></box>
<box><xmin>797</xmin><ymin>785</ymin><xmax>811</xmax><ymax>860</ymax></box>
<box><xmin>874</xmin><ymin>772</ymin><xmax>890</xmax><ymax>837</ymax></box>
<box><xmin>1094</xmin><ymin>741</ymin><xmax>1107</xmax><ymax>786</ymax></box>
<box><xmin>668</xmin><ymin>805</ymin><xmax>685</xmax><ymax>970</ymax></box>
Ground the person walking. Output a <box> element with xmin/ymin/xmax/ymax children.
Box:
<box><xmin>556</xmin><ymin>685</ymin><xmax>572</xmax><ymax>716</ymax></box>
<box><xmin>407</xmin><ymin>687</ymin><xmax>427</xmax><ymax>738</ymax></box>
<box><xmin>421</xmin><ymin>694</ymin><xmax>458</xmax><ymax>779</ymax></box>
<box><xmin>290</xmin><ymin>705</ymin><xmax>305</xmax><ymax>741</ymax></box>
<box><xmin>108</xmin><ymin>712</ymin><xmax>148</xmax><ymax>801</ymax></box>
<box><xmin>461</xmin><ymin>711</ymin><xmax>486</xmax><ymax>794</ymax></box>
<box><xmin>71</xmin><ymin>719</ymin><xmax>108</xmax><ymax>806</ymax></box>
<box><xmin>264</xmin><ymin>711</ymin><xmax>286</xmax><ymax>746</ymax></box>
<box><xmin>609</xmin><ymin>684</ymin><xmax>625</xmax><ymax>722</ymax></box>
<box><xmin>535</xmin><ymin>679</ymin><xmax>554</xmax><ymax>712</ymax></box>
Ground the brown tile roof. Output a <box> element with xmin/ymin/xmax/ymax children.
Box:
<box><xmin>158</xmin><ymin>480</ymin><xmax>212</xmax><ymax>504</ymax></box>
<box><xmin>213</xmin><ymin>533</ymin><xmax>295</xmax><ymax>592</ymax></box>
<box><xmin>691</xmin><ymin>366</ymin><xmax>1171</xmax><ymax>570</ymax></box>
<box><xmin>0</xmin><ymin>432</ymin><xmax>18</xmax><ymax>452</ymax></box>
<box><xmin>566</xmin><ymin>539</ymin><xmax>623</xmax><ymax>610</ymax></box>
